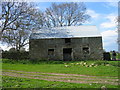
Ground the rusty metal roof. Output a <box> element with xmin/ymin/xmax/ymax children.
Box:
<box><xmin>30</xmin><ymin>25</ymin><xmax>102</xmax><ymax>39</ymax></box>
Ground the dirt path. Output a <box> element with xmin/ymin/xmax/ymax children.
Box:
<box><xmin>2</xmin><ymin>70</ymin><xmax>119</xmax><ymax>85</ymax></box>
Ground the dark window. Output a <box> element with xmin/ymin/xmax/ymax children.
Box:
<box><xmin>83</xmin><ymin>47</ymin><xmax>89</xmax><ymax>54</ymax></box>
<box><xmin>48</xmin><ymin>49</ymin><xmax>54</xmax><ymax>55</ymax></box>
<box><xmin>65</xmin><ymin>38</ymin><xmax>71</xmax><ymax>43</ymax></box>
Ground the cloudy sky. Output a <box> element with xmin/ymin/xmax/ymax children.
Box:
<box><xmin>0</xmin><ymin>1</ymin><xmax>118</xmax><ymax>52</ymax></box>
<box><xmin>85</xmin><ymin>2</ymin><xmax>118</xmax><ymax>51</ymax></box>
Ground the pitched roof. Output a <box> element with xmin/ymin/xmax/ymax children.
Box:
<box><xmin>30</xmin><ymin>25</ymin><xmax>102</xmax><ymax>39</ymax></box>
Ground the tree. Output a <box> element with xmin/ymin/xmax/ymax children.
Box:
<box><xmin>2</xmin><ymin>26</ymin><xmax>30</xmax><ymax>51</ymax></box>
<box><xmin>1</xmin><ymin>2</ymin><xmax>44</xmax><ymax>51</ymax></box>
<box><xmin>44</xmin><ymin>2</ymin><xmax>90</xmax><ymax>27</ymax></box>
<box><xmin>0</xmin><ymin>2</ymin><xmax>19</xmax><ymax>39</ymax></box>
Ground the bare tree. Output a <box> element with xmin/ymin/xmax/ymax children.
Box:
<box><xmin>1</xmin><ymin>2</ymin><xmax>44</xmax><ymax>51</ymax></box>
<box><xmin>2</xmin><ymin>20</ymin><xmax>30</xmax><ymax>51</ymax></box>
<box><xmin>0</xmin><ymin>2</ymin><xmax>20</xmax><ymax>39</ymax></box>
<box><xmin>0</xmin><ymin>2</ymin><xmax>43</xmax><ymax>37</ymax></box>
<box><xmin>45</xmin><ymin>2</ymin><xmax>90</xmax><ymax>27</ymax></box>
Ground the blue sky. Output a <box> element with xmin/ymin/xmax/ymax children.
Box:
<box><xmin>0</xmin><ymin>2</ymin><xmax>118</xmax><ymax>52</ymax></box>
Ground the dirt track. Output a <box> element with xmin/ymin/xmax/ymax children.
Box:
<box><xmin>2</xmin><ymin>70</ymin><xmax>119</xmax><ymax>85</ymax></box>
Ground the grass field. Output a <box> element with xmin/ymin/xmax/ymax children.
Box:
<box><xmin>2</xmin><ymin>76</ymin><xmax>118</xmax><ymax>88</ymax></box>
<box><xmin>2</xmin><ymin>59</ymin><xmax>120</xmax><ymax>88</ymax></box>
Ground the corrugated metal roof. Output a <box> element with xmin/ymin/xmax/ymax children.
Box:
<box><xmin>30</xmin><ymin>26</ymin><xmax>102</xmax><ymax>39</ymax></box>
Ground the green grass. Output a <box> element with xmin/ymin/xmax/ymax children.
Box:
<box><xmin>3</xmin><ymin>63</ymin><xmax>119</xmax><ymax>77</ymax></box>
<box><xmin>2</xmin><ymin>76</ymin><xmax>118</xmax><ymax>88</ymax></box>
<box><xmin>2</xmin><ymin>59</ymin><xmax>119</xmax><ymax>77</ymax></box>
<box><xmin>2</xmin><ymin>59</ymin><xmax>119</xmax><ymax>88</ymax></box>
<box><xmin>117</xmin><ymin>53</ymin><xmax>120</xmax><ymax>59</ymax></box>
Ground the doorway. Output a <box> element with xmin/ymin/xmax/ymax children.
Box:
<box><xmin>63</xmin><ymin>48</ymin><xmax>72</xmax><ymax>61</ymax></box>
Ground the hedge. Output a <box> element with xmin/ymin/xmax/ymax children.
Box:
<box><xmin>2</xmin><ymin>51</ymin><xmax>29</xmax><ymax>60</ymax></box>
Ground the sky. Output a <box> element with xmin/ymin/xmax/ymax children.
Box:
<box><xmin>0</xmin><ymin>1</ymin><xmax>119</xmax><ymax>52</ymax></box>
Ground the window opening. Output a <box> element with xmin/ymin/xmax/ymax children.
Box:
<box><xmin>48</xmin><ymin>49</ymin><xmax>54</xmax><ymax>55</ymax></box>
<box><xmin>65</xmin><ymin>38</ymin><xmax>71</xmax><ymax>43</ymax></box>
<box><xmin>83</xmin><ymin>47</ymin><xmax>89</xmax><ymax>54</ymax></box>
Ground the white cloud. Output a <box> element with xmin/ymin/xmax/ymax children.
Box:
<box><xmin>100</xmin><ymin>14</ymin><xmax>117</xmax><ymax>28</ymax></box>
<box><xmin>0</xmin><ymin>43</ymin><xmax>11</xmax><ymax>51</ymax></box>
<box><xmin>101</xmin><ymin>29</ymin><xmax>117</xmax><ymax>37</ymax></box>
<box><xmin>87</xmin><ymin>9</ymin><xmax>100</xmax><ymax>19</ymax></box>
<box><xmin>103</xmin><ymin>2</ymin><xmax>118</xmax><ymax>8</ymax></box>
<box><xmin>101</xmin><ymin>22</ymin><xmax>116</xmax><ymax>28</ymax></box>
<box><xmin>35</xmin><ymin>6</ymin><xmax>41</xmax><ymax>9</ymax></box>
<box><xmin>0</xmin><ymin>20</ymin><xmax>2</xmax><ymax>25</ymax></box>
<box><xmin>101</xmin><ymin>29</ymin><xmax>117</xmax><ymax>48</ymax></box>
<box><xmin>0</xmin><ymin>19</ymin><xmax>4</xmax><ymax>26</ymax></box>
<box><xmin>108</xmin><ymin>2</ymin><xmax>118</xmax><ymax>7</ymax></box>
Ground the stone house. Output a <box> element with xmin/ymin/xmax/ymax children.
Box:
<box><xmin>29</xmin><ymin>26</ymin><xmax>103</xmax><ymax>61</ymax></box>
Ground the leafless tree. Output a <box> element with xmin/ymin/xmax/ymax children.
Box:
<box><xmin>1</xmin><ymin>2</ymin><xmax>44</xmax><ymax>51</ymax></box>
<box><xmin>45</xmin><ymin>2</ymin><xmax>90</xmax><ymax>27</ymax></box>
<box><xmin>2</xmin><ymin>20</ymin><xmax>30</xmax><ymax>51</ymax></box>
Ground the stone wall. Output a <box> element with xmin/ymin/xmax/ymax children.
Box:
<box><xmin>29</xmin><ymin>37</ymin><xmax>103</xmax><ymax>60</ymax></box>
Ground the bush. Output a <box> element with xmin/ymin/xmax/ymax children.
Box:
<box><xmin>2</xmin><ymin>59</ymin><xmax>32</xmax><ymax>64</ymax></box>
<box><xmin>2</xmin><ymin>59</ymin><xmax>65</xmax><ymax>64</ymax></box>
<box><xmin>2</xmin><ymin>51</ymin><xmax>29</xmax><ymax>60</ymax></box>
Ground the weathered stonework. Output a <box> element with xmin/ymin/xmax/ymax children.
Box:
<box><xmin>29</xmin><ymin>37</ymin><xmax>103</xmax><ymax>61</ymax></box>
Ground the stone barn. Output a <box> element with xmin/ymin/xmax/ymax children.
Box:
<box><xmin>29</xmin><ymin>26</ymin><xmax>103</xmax><ymax>61</ymax></box>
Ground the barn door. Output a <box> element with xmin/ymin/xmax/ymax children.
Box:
<box><xmin>63</xmin><ymin>48</ymin><xmax>72</xmax><ymax>61</ymax></box>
